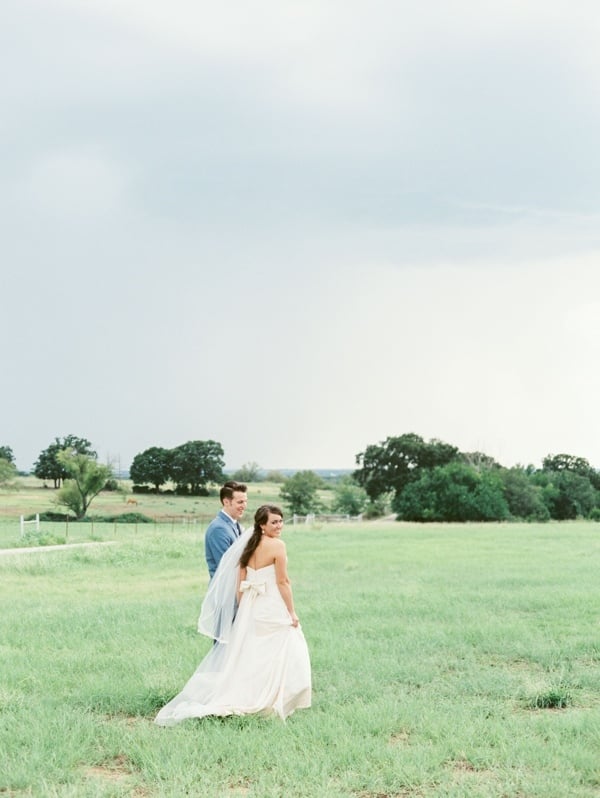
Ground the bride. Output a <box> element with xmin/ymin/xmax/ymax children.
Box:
<box><xmin>154</xmin><ymin>504</ymin><xmax>311</xmax><ymax>725</ymax></box>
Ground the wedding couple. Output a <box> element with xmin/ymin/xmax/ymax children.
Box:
<box><xmin>154</xmin><ymin>481</ymin><xmax>312</xmax><ymax>725</ymax></box>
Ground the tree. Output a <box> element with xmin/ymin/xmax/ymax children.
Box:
<box><xmin>394</xmin><ymin>462</ymin><xmax>509</xmax><ymax>522</ymax></box>
<box><xmin>130</xmin><ymin>447</ymin><xmax>173</xmax><ymax>492</ymax></box>
<box><xmin>534</xmin><ymin>469</ymin><xmax>598</xmax><ymax>520</ymax></box>
<box><xmin>55</xmin><ymin>451</ymin><xmax>112</xmax><ymax>519</ymax></box>
<box><xmin>34</xmin><ymin>435</ymin><xmax>96</xmax><ymax>488</ymax></box>
<box><xmin>538</xmin><ymin>452</ymin><xmax>600</xmax><ymax>518</ymax></box>
<box><xmin>330</xmin><ymin>476</ymin><xmax>369</xmax><ymax>516</ymax></box>
<box><xmin>170</xmin><ymin>440</ymin><xmax>225</xmax><ymax>495</ymax></box>
<box><xmin>231</xmin><ymin>462</ymin><xmax>263</xmax><ymax>482</ymax></box>
<box><xmin>461</xmin><ymin>451</ymin><xmax>501</xmax><ymax>471</ymax></box>
<box><xmin>543</xmin><ymin>453</ymin><xmax>594</xmax><ymax>475</ymax></box>
<box><xmin>280</xmin><ymin>470</ymin><xmax>324</xmax><ymax>515</ymax></box>
<box><xmin>0</xmin><ymin>458</ymin><xmax>17</xmax><ymax>487</ymax></box>
<box><xmin>265</xmin><ymin>469</ymin><xmax>286</xmax><ymax>483</ymax></box>
<box><xmin>498</xmin><ymin>467</ymin><xmax>549</xmax><ymax>521</ymax></box>
<box><xmin>0</xmin><ymin>446</ymin><xmax>15</xmax><ymax>464</ymax></box>
<box><xmin>354</xmin><ymin>433</ymin><xmax>460</xmax><ymax>501</ymax></box>
<box><xmin>542</xmin><ymin>453</ymin><xmax>600</xmax><ymax>491</ymax></box>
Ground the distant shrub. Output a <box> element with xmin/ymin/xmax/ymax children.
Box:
<box><xmin>33</xmin><ymin>511</ymin><xmax>72</xmax><ymax>522</ymax></box>
<box><xmin>265</xmin><ymin>470</ymin><xmax>286</xmax><ymax>483</ymax></box>
<box><xmin>231</xmin><ymin>462</ymin><xmax>263</xmax><ymax>482</ymax></box>
<box><xmin>132</xmin><ymin>484</ymin><xmax>152</xmax><ymax>494</ymax></box>
<box><xmin>103</xmin><ymin>478</ymin><xmax>119</xmax><ymax>491</ymax></box>
<box><xmin>22</xmin><ymin>530</ymin><xmax>66</xmax><ymax>547</ymax></box>
<box><xmin>331</xmin><ymin>476</ymin><xmax>369</xmax><ymax>516</ymax></box>
<box><xmin>363</xmin><ymin>497</ymin><xmax>388</xmax><ymax>519</ymax></box>
<box><xmin>589</xmin><ymin>507</ymin><xmax>600</xmax><ymax>521</ymax></box>
<box><xmin>115</xmin><ymin>512</ymin><xmax>154</xmax><ymax>524</ymax></box>
<box><xmin>174</xmin><ymin>484</ymin><xmax>210</xmax><ymax>496</ymax></box>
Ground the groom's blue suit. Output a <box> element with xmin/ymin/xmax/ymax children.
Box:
<box><xmin>204</xmin><ymin>510</ymin><xmax>242</xmax><ymax>578</ymax></box>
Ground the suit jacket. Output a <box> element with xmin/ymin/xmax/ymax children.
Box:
<box><xmin>204</xmin><ymin>509</ymin><xmax>241</xmax><ymax>578</ymax></box>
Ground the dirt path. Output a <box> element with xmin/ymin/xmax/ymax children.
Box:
<box><xmin>0</xmin><ymin>541</ymin><xmax>117</xmax><ymax>557</ymax></box>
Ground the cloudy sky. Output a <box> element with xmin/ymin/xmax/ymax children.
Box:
<box><xmin>3</xmin><ymin>0</ymin><xmax>600</xmax><ymax>474</ymax></box>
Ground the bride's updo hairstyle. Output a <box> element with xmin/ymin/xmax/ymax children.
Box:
<box><xmin>239</xmin><ymin>504</ymin><xmax>283</xmax><ymax>568</ymax></box>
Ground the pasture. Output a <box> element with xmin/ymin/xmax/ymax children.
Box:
<box><xmin>1</xmin><ymin>482</ymin><xmax>599</xmax><ymax>796</ymax></box>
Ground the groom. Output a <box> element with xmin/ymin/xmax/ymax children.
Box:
<box><xmin>204</xmin><ymin>481</ymin><xmax>248</xmax><ymax>578</ymax></box>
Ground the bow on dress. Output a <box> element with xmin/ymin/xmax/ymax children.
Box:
<box><xmin>239</xmin><ymin>580</ymin><xmax>266</xmax><ymax>597</ymax></box>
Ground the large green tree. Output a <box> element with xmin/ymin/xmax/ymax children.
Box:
<box><xmin>34</xmin><ymin>435</ymin><xmax>96</xmax><ymax>488</ymax></box>
<box><xmin>279</xmin><ymin>470</ymin><xmax>324</xmax><ymax>515</ymax></box>
<box><xmin>0</xmin><ymin>458</ymin><xmax>17</xmax><ymax>486</ymax></box>
<box><xmin>534</xmin><ymin>469</ymin><xmax>598</xmax><ymax>520</ymax></box>
<box><xmin>130</xmin><ymin>446</ymin><xmax>173</xmax><ymax>492</ymax></box>
<box><xmin>170</xmin><ymin>440</ymin><xmax>225</xmax><ymax>495</ymax></box>
<box><xmin>537</xmin><ymin>452</ymin><xmax>600</xmax><ymax>519</ymax></box>
<box><xmin>0</xmin><ymin>446</ymin><xmax>15</xmax><ymax>464</ymax></box>
<box><xmin>394</xmin><ymin>461</ymin><xmax>509</xmax><ymax>522</ymax></box>
<box><xmin>354</xmin><ymin>433</ymin><xmax>460</xmax><ymax>501</ymax></box>
<box><xmin>498</xmin><ymin>467</ymin><xmax>549</xmax><ymax>521</ymax></box>
<box><xmin>55</xmin><ymin>451</ymin><xmax>112</xmax><ymax>519</ymax></box>
<box><xmin>542</xmin><ymin>453</ymin><xmax>600</xmax><ymax>490</ymax></box>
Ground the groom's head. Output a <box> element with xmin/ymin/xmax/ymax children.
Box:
<box><xmin>220</xmin><ymin>481</ymin><xmax>248</xmax><ymax>521</ymax></box>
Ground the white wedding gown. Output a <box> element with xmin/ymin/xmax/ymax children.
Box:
<box><xmin>154</xmin><ymin>564</ymin><xmax>311</xmax><ymax>725</ymax></box>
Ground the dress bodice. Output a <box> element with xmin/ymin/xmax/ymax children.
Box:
<box><xmin>240</xmin><ymin>564</ymin><xmax>276</xmax><ymax>597</ymax></box>
<box><xmin>247</xmin><ymin>563</ymin><xmax>275</xmax><ymax>574</ymax></box>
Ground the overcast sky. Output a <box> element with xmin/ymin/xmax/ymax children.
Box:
<box><xmin>3</xmin><ymin>0</ymin><xmax>600</xmax><ymax>474</ymax></box>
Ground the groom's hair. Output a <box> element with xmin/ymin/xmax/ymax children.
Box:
<box><xmin>220</xmin><ymin>481</ymin><xmax>247</xmax><ymax>502</ymax></box>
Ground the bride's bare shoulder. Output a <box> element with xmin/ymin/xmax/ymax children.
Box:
<box><xmin>261</xmin><ymin>536</ymin><xmax>285</xmax><ymax>552</ymax></box>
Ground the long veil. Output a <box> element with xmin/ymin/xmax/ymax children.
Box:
<box><xmin>197</xmin><ymin>527</ymin><xmax>253</xmax><ymax>643</ymax></box>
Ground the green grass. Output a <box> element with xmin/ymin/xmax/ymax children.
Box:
<box><xmin>1</xmin><ymin>520</ymin><xmax>600</xmax><ymax>796</ymax></box>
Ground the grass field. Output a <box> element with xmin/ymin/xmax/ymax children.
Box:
<box><xmin>1</xmin><ymin>481</ymin><xmax>600</xmax><ymax>796</ymax></box>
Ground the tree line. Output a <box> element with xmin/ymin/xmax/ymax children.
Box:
<box><xmin>128</xmin><ymin>433</ymin><xmax>600</xmax><ymax>521</ymax></box>
<box><xmin>2</xmin><ymin>433</ymin><xmax>600</xmax><ymax>522</ymax></box>
<box><xmin>0</xmin><ymin>437</ymin><xmax>227</xmax><ymax>520</ymax></box>
<box><xmin>352</xmin><ymin>433</ymin><xmax>600</xmax><ymax>522</ymax></box>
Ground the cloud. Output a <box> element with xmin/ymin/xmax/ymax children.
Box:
<box><xmin>17</xmin><ymin>149</ymin><xmax>129</xmax><ymax>219</ymax></box>
<box><xmin>5</xmin><ymin>0</ymin><xmax>600</xmax><ymax>232</ymax></box>
<box><xmin>3</xmin><ymin>0</ymin><xmax>600</xmax><ymax>475</ymax></box>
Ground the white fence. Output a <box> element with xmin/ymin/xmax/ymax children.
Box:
<box><xmin>20</xmin><ymin>513</ymin><xmax>40</xmax><ymax>537</ymax></box>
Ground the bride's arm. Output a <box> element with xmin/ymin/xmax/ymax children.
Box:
<box><xmin>274</xmin><ymin>542</ymin><xmax>299</xmax><ymax>627</ymax></box>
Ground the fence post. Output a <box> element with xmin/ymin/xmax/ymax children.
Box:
<box><xmin>20</xmin><ymin>514</ymin><xmax>41</xmax><ymax>538</ymax></box>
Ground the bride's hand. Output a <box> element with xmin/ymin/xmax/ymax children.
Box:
<box><xmin>290</xmin><ymin>612</ymin><xmax>299</xmax><ymax>627</ymax></box>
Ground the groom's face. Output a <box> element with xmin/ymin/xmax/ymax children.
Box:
<box><xmin>223</xmin><ymin>491</ymin><xmax>247</xmax><ymax>521</ymax></box>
